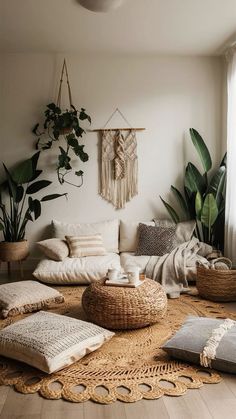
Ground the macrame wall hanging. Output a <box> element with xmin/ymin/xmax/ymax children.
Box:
<box><xmin>92</xmin><ymin>108</ymin><xmax>145</xmax><ymax>209</ymax></box>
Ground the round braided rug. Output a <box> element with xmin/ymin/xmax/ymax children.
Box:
<box><xmin>0</xmin><ymin>285</ymin><xmax>235</xmax><ymax>404</ymax></box>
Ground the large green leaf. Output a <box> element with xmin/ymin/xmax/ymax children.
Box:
<box><xmin>0</xmin><ymin>222</ymin><xmax>4</xmax><ymax>231</ymax></box>
<box><xmin>160</xmin><ymin>196</ymin><xmax>180</xmax><ymax>223</ymax></box>
<box><xmin>41</xmin><ymin>193</ymin><xmax>67</xmax><ymax>202</ymax></box>
<box><xmin>208</xmin><ymin>165</ymin><xmax>226</xmax><ymax>207</ymax></box>
<box><xmin>189</xmin><ymin>128</ymin><xmax>212</xmax><ymax>172</ymax></box>
<box><xmin>31</xmin><ymin>151</ymin><xmax>40</xmax><ymax>172</ymax></box>
<box><xmin>195</xmin><ymin>191</ymin><xmax>203</xmax><ymax>220</ymax></box>
<box><xmin>16</xmin><ymin>186</ymin><xmax>24</xmax><ymax>203</ymax></box>
<box><xmin>3</xmin><ymin>163</ymin><xmax>17</xmax><ymax>201</ymax></box>
<box><xmin>184</xmin><ymin>163</ymin><xmax>206</xmax><ymax>194</ymax></box>
<box><xmin>32</xmin><ymin>199</ymin><xmax>41</xmax><ymax>220</ymax></box>
<box><xmin>201</xmin><ymin>193</ymin><xmax>218</xmax><ymax>229</ymax></box>
<box><xmin>171</xmin><ymin>186</ymin><xmax>189</xmax><ymax>217</ymax></box>
<box><xmin>26</xmin><ymin>180</ymin><xmax>51</xmax><ymax>194</ymax></box>
<box><xmin>220</xmin><ymin>152</ymin><xmax>227</xmax><ymax>167</ymax></box>
<box><xmin>11</xmin><ymin>159</ymin><xmax>33</xmax><ymax>185</ymax></box>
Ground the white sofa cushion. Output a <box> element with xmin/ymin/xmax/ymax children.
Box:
<box><xmin>120</xmin><ymin>252</ymin><xmax>150</xmax><ymax>274</ymax></box>
<box><xmin>119</xmin><ymin>220</ymin><xmax>155</xmax><ymax>252</ymax></box>
<box><xmin>52</xmin><ymin>219</ymin><xmax>119</xmax><ymax>253</ymax></box>
<box><xmin>0</xmin><ymin>311</ymin><xmax>114</xmax><ymax>373</ymax></box>
<box><xmin>0</xmin><ymin>280</ymin><xmax>64</xmax><ymax>318</ymax></box>
<box><xmin>33</xmin><ymin>253</ymin><xmax>121</xmax><ymax>284</ymax></box>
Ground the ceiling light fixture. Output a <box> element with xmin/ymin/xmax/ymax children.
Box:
<box><xmin>78</xmin><ymin>0</ymin><xmax>125</xmax><ymax>13</ymax></box>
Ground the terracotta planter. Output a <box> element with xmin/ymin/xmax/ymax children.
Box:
<box><xmin>0</xmin><ymin>240</ymin><xmax>29</xmax><ymax>262</ymax></box>
<box><xmin>60</xmin><ymin>127</ymin><xmax>72</xmax><ymax>135</ymax></box>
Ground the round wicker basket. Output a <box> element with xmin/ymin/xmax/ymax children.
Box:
<box><xmin>82</xmin><ymin>279</ymin><xmax>167</xmax><ymax>330</ymax></box>
<box><xmin>196</xmin><ymin>265</ymin><xmax>236</xmax><ymax>302</ymax></box>
<box><xmin>0</xmin><ymin>241</ymin><xmax>29</xmax><ymax>262</ymax></box>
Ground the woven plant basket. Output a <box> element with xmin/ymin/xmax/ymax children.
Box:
<box><xmin>0</xmin><ymin>240</ymin><xmax>29</xmax><ymax>262</ymax></box>
<box><xmin>196</xmin><ymin>265</ymin><xmax>236</xmax><ymax>302</ymax></box>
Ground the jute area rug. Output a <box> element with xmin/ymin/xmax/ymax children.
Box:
<box><xmin>0</xmin><ymin>285</ymin><xmax>235</xmax><ymax>404</ymax></box>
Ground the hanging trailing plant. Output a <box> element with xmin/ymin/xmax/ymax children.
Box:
<box><xmin>160</xmin><ymin>129</ymin><xmax>226</xmax><ymax>250</ymax></box>
<box><xmin>32</xmin><ymin>60</ymin><xmax>91</xmax><ymax>187</ymax></box>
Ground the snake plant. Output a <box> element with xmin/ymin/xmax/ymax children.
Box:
<box><xmin>0</xmin><ymin>152</ymin><xmax>67</xmax><ymax>242</ymax></box>
<box><xmin>160</xmin><ymin>129</ymin><xmax>226</xmax><ymax>250</ymax></box>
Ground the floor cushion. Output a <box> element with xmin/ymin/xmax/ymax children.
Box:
<box><xmin>52</xmin><ymin>219</ymin><xmax>119</xmax><ymax>253</ymax></box>
<box><xmin>33</xmin><ymin>253</ymin><xmax>121</xmax><ymax>284</ymax></box>
<box><xmin>0</xmin><ymin>281</ymin><xmax>64</xmax><ymax>318</ymax></box>
<box><xmin>162</xmin><ymin>316</ymin><xmax>236</xmax><ymax>373</ymax></box>
<box><xmin>0</xmin><ymin>311</ymin><xmax>114</xmax><ymax>373</ymax></box>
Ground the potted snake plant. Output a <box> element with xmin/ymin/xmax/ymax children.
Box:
<box><xmin>0</xmin><ymin>151</ymin><xmax>67</xmax><ymax>262</ymax></box>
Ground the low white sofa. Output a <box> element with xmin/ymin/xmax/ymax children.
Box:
<box><xmin>33</xmin><ymin>219</ymin><xmax>155</xmax><ymax>284</ymax></box>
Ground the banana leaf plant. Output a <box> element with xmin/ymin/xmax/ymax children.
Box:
<box><xmin>32</xmin><ymin>103</ymin><xmax>91</xmax><ymax>188</ymax></box>
<box><xmin>0</xmin><ymin>152</ymin><xmax>67</xmax><ymax>242</ymax></box>
<box><xmin>160</xmin><ymin>128</ymin><xmax>226</xmax><ymax>250</ymax></box>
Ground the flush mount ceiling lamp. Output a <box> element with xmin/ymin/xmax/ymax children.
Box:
<box><xmin>78</xmin><ymin>0</ymin><xmax>125</xmax><ymax>13</ymax></box>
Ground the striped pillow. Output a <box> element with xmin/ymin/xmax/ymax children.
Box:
<box><xmin>65</xmin><ymin>234</ymin><xmax>106</xmax><ymax>257</ymax></box>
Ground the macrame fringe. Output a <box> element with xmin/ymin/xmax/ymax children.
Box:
<box><xmin>200</xmin><ymin>318</ymin><xmax>235</xmax><ymax>368</ymax></box>
<box><xmin>100</xmin><ymin>130</ymin><xmax>138</xmax><ymax>209</ymax></box>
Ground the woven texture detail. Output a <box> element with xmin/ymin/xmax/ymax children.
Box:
<box><xmin>197</xmin><ymin>265</ymin><xmax>236</xmax><ymax>301</ymax></box>
<box><xmin>82</xmin><ymin>279</ymin><xmax>167</xmax><ymax>329</ymax></box>
<box><xmin>100</xmin><ymin>130</ymin><xmax>138</xmax><ymax>209</ymax></box>
<box><xmin>136</xmin><ymin>223</ymin><xmax>176</xmax><ymax>256</ymax></box>
<box><xmin>0</xmin><ymin>286</ymin><xmax>235</xmax><ymax>403</ymax></box>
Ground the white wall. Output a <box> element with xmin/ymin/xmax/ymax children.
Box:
<box><xmin>0</xmin><ymin>53</ymin><xmax>223</xmax><ymax>257</ymax></box>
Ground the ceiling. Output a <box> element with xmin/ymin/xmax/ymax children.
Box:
<box><xmin>1</xmin><ymin>0</ymin><xmax>236</xmax><ymax>55</ymax></box>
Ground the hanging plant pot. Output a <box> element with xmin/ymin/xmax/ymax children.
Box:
<box><xmin>0</xmin><ymin>240</ymin><xmax>29</xmax><ymax>262</ymax></box>
<box><xmin>59</xmin><ymin>127</ymin><xmax>73</xmax><ymax>135</ymax></box>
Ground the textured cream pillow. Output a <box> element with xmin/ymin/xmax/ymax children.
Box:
<box><xmin>0</xmin><ymin>281</ymin><xmax>64</xmax><ymax>318</ymax></box>
<box><xmin>52</xmin><ymin>219</ymin><xmax>119</xmax><ymax>253</ymax></box>
<box><xmin>65</xmin><ymin>234</ymin><xmax>106</xmax><ymax>257</ymax></box>
<box><xmin>0</xmin><ymin>311</ymin><xmax>114</xmax><ymax>373</ymax></box>
<box><xmin>37</xmin><ymin>238</ymin><xmax>69</xmax><ymax>261</ymax></box>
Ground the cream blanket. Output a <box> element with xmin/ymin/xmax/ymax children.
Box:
<box><xmin>145</xmin><ymin>237</ymin><xmax>212</xmax><ymax>297</ymax></box>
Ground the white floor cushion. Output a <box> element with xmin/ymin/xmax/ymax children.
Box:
<box><xmin>0</xmin><ymin>311</ymin><xmax>114</xmax><ymax>373</ymax></box>
<box><xmin>52</xmin><ymin>219</ymin><xmax>119</xmax><ymax>253</ymax></box>
<box><xmin>120</xmin><ymin>252</ymin><xmax>150</xmax><ymax>273</ymax></box>
<box><xmin>33</xmin><ymin>253</ymin><xmax>121</xmax><ymax>284</ymax></box>
<box><xmin>0</xmin><ymin>281</ymin><xmax>64</xmax><ymax>318</ymax></box>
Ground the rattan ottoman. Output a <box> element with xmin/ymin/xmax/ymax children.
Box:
<box><xmin>82</xmin><ymin>279</ymin><xmax>167</xmax><ymax>330</ymax></box>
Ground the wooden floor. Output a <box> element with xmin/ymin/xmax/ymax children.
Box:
<box><xmin>0</xmin><ymin>273</ymin><xmax>236</xmax><ymax>419</ymax></box>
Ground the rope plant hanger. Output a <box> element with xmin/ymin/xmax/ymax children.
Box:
<box><xmin>93</xmin><ymin>108</ymin><xmax>145</xmax><ymax>209</ymax></box>
<box><xmin>32</xmin><ymin>59</ymin><xmax>91</xmax><ymax>188</ymax></box>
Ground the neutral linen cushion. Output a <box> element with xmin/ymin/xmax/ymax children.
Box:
<box><xmin>136</xmin><ymin>223</ymin><xmax>176</xmax><ymax>256</ymax></box>
<box><xmin>52</xmin><ymin>219</ymin><xmax>119</xmax><ymax>253</ymax></box>
<box><xmin>65</xmin><ymin>234</ymin><xmax>106</xmax><ymax>258</ymax></box>
<box><xmin>0</xmin><ymin>281</ymin><xmax>64</xmax><ymax>318</ymax></box>
<box><xmin>162</xmin><ymin>316</ymin><xmax>236</xmax><ymax>374</ymax></box>
<box><xmin>37</xmin><ymin>238</ymin><xmax>69</xmax><ymax>261</ymax></box>
<box><xmin>119</xmin><ymin>220</ymin><xmax>155</xmax><ymax>252</ymax></box>
<box><xmin>0</xmin><ymin>311</ymin><xmax>114</xmax><ymax>373</ymax></box>
<box><xmin>33</xmin><ymin>253</ymin><xmax>121</xmax><ymax>284</ymax></box>
<box><xmin>154</xmin><ymin>219</ymin><xmax>196</xmax><ymax>247</ymax></box>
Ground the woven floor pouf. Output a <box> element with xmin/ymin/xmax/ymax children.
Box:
<box><xmin>82</xmin><ymin>279</ymin><xmax>167</xmax><ymax>330</ymax></box>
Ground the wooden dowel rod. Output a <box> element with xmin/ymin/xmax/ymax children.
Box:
<box><xmin>90</xmin><ymin>128</ymin><xmax>145</xmax><ymax>132</ymax></box>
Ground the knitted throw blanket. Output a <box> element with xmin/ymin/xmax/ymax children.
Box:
<box><xmin>100</xmin><ymin>129</ymin><xmax>138</xmax><ymax>209</ymax></box>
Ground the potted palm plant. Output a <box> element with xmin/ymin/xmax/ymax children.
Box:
<box><xmin>160</xmin><ymin>129</ymin><xmax>226</xmax><ymax>251</ymax></box>
<box><xmin>0</xmin><ymin>151</ymin><xmax>67</xmax><ymax>262</ymax></box>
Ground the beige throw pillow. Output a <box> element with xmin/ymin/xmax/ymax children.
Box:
<box><xmin>37</xmin><ymin>238</ymin><xmax>69</xmax><ymax>261</ymax></box>
<box><xmin>0</xmin><ymin>311</ymin><xmax>114</xmax><ymax>373</ymax></box>
<box><xmin>0</xmin><ymin>281</ymin><xmax>64</xmax><ymax>318</ymax></box>
<box><xmin>66</xmin><ymin>234</ymin><xmax>106</xmax><ymax>258</ymax></box>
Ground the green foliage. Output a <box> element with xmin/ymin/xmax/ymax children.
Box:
<box><xmin>160</xmin><ymin>128</ymin><xmax>226</xmax><ymax>250</ymax></box>
<box><xmin>32</xmin><ymin>103</ymin><xmax>91</xmax><ymax>187</ymax></box>
<box><xmin>0</xmin><ymin>153</ymin><xmax>67</xmax><ymax>242</ymax></box>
